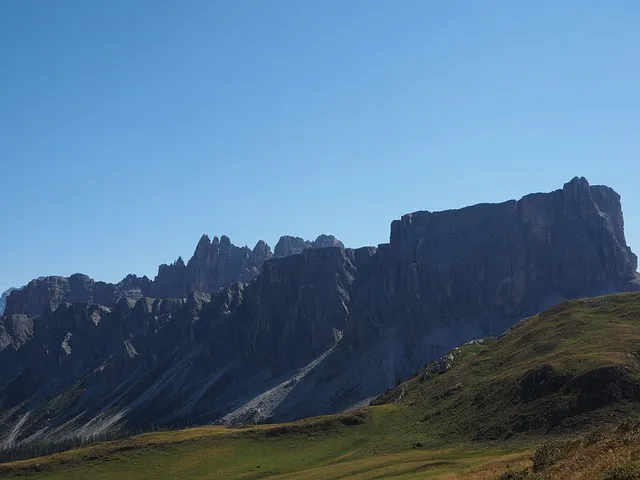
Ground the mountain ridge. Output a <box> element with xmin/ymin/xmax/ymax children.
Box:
<box><xmin>3</xmin><ymin>234</ymin><xmax>344</xmax><ymax>317</ymax></box>
<box><xmin>0</xmin><ymin>176</ymin><xmax>638</xmax><ymax>448</ymax></box>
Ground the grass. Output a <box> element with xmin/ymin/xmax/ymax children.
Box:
<box><xmin>2</xmin><ymin>292</ymin><xmax>640</xmax><ymax>479</ymax></box>
<box><xmin>376</xmin><ymin>292</ymin><xmax>640</xmax><ymax>440</ymax></box>
<box><xmin>0</xmin><ymin>407</ymin><xmax>531</xmax><ymax>479</ymax></box>
<box><xmin>495</xmin><ymin>416</ymin><xmax>640</xmax><ymax>479</ymax></box>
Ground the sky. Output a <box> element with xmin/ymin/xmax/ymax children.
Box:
<box><xmin>1</xmin><ymin>1</ymin><xmax>639</xmax><ymax>291</ymax></box>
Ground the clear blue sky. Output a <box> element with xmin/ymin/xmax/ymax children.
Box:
<box><xmin>1</xmin><ymin>1</ymin><xmax>639</xmax><ymax>290</ymax></box>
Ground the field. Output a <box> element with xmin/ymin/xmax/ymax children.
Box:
<box><xmin>2</xmin><ymin>292</ymin><xmax>640</xmax><ymax>479</ymax></box>
<box><xmin>0</xmin><ymin>406</ymin><xmax>532</xmax><ymax>479</ymax></box>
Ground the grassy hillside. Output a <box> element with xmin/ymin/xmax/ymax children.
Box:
<box><xmin>376</xmin><ymin>292</ymin><xmax>640</xmax><ymax>440</ymax></box>
<box><xmin>0</xmin><ymin>408</ymin><xmax>532</xmax><ymax>479</ymax></box>
<box><xmin>1</xmin><ymin>292</ymin><xmax>639</xmax><ymax>479</ymax></box>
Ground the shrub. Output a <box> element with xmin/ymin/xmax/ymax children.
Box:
<box><xmin>602</xmin><ymin>462</ymin><xmax>640</xmax><ymax>480</ymax></box>
<box><xmin>498</xmin><ymin>467</ymin><xmax>530</xmax><ymax>479</ymax></box>
<box><xmin>531</xmin><ymin>440</ymin><xmax>579</xmax><ymax>472</ymax></box>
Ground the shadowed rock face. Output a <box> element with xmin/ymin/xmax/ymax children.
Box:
<box><xmin>5</xmin><ymin>235</ymin><xmax>343</xmax><ymax>317</ymax></box>
<box><xmin>0</xmin><ymin>289</ymin><xmax>16</xmax><ymax>316</ymax></box>
<box><xmin>4</xmin><ymin>275</ymin><xmax>152</xmax><ymax>317</ymax></box>
<box><xmin>384</xmin><ymin>177</ymin><xmax>638</xmax><ymax>325</ymax></box>
<box><xmin>273</xmin><ymin>234</ymin><xmax>344</xmax><ymax>257</ymax></box>
<box><xmin>0</xmin><ymin>177</ymin><xmax>637</xmax><ymax>445</ymax></box>
<box><xmin>150</xmin><ymin>235</ymin><xmax>272</xmax><ymax>299</ymax></box>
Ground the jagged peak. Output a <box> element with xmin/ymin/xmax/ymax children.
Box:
<box><xmin>220</xmin><ymin>235</ymin><xmax>231</xmax><ymax>248</ymax></box>
<box><xmin>273</xmin><ymin>234</ymin><xmax>344</xmax><ymax>257</ymax></box>
<box><xmin>252</xmin><ymin>239</ymin><xmax>271</xmax><ymax>255</ymax></box>
<box><xmin>197</xmin><ymin>234</ymin><xmax>211</xmax><ymax>248</ymax></box>
<box><xmin>278</xmin><ymin>234</ymin><xmax>305</xmax><ymax>242</ymax></box>
<box><xmin>564</xmin><ymin>176</ymin><xmax>590</xmax><ymax>189</ymax></box>
<box><xmin>313</xmin><ymin>234</ymin><xmax>344</xmax><ymax>248</ymax></box>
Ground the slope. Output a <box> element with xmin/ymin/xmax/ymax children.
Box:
<box><xmin>375</xmin><ymin>292</ymin><xmax>640</xmax><ymax>440</ymax></box>
<box><xmin>1</xmin><ymin>292</ymin><xmax>639</xmax><ymax>479</ymax></box>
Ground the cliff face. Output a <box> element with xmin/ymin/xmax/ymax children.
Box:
<box><xmin>4</xmin><ymin>274</ymin><xmax>152</xmax><ymax>317</ymax></box>
<box><xmin>274</xmin><ymin>177</ymin><xmax>640</xmax><ymax>420</ymax></box>
<box><xmin>385</xmin><ymin>177</ymin><xmax>638</xmax><ymax>325</ymax></box>
<box><xmin>5</xmin><ymin>234</ymin><xmax>342</xmax><ymax>317</ymax></box>
<box><xmin>150</xmin><ymin>235</ymin><xmax>271</xmax><ymax>298</ymax></box>
<box><xmin>0</xmin><ymin>177</ymin><xmax>637</xmax><ymax>445</ymax></box>
<box><xmin>274</xmin><ymin>234</ymin><xmax>344</xmax><ymax>257</ymax></box>
<box><xmin>0</xmin><ymin>288</ymin><xmax>16</xmax><ymax>315</ymax></box>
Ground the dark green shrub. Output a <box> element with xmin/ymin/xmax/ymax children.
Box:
<box><xmin>498</xmin><ymin>467</ymin><xmax>530</xmax><ymax>479</ymax></box>
<box><xmin>602</xmin><ymin>462</ymin><xmax>640</xmax><ymax>480</ymax></box>
<box><xmin>531</xmin><ymin>440</ymin><xmax>580</xmax><ymax>472</ymax></box>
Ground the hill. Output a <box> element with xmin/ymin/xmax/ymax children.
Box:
<box><xmin>374</xmin><ymin>292</ymin><xmax>640</xmax><ymax>440</ymax></box>
<box><xmin>1</xmin><ymin>292</ymin><xmax>639</xmax><ymax>479</ymax></box>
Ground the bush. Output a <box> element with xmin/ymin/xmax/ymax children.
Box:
<box><xmin>602</xmin><ymin>462</ymin><xmax>640</xmax><ymax>480</ymax></box>
<box><xmin>498</xmin><ymin>467</ymin><xmax>530</xmax><ymax>479</ymax></box>
<box><xmin>531</xmin><ymin>440</ymin><xmax>579</xmax><ymax>472</ymax></box>
<box><xmin>584</xmin><ymin>427</ymin><xmax>607</xmax><ymax>445</ymax></box>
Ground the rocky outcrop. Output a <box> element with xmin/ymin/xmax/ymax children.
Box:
<box><xmin>6</xmin><ymin>233</ymin><xmax>346</xmax><ymax>318</ymax></box>
<box><xmin>0</xmin><ymin>288</ymin><xmax>16</xmax><ymax>315</ymax></box>
<box><xmin>0</xmin><ymin>177</ymin><xmax>637</xmax><ymax>445</ymax></box>
<box><xmin>384</xmin><ymin>176</ymin><xmax>638</xmax><ymax>325</ymax></box>
<box><xmin>273</xmin><ymin>236</ymin><xmax>311</xmax><ymax>257</ymax></box>
<box><xmin>150</xmin><ymin>235</ymin><xmax>273</xmax><ymax>298</ymax></box>
<box><xmin>4</xmin><ymin>274</ymin><xmax>151</xmax><ymax>317</ymax></box>
<box><xmin>274</xmin><ymin>235</ymin><xmax>344</xmax><ymax>257</ymax></box>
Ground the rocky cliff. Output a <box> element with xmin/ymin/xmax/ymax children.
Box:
<box><xmin>0</xmin><ymin>177</ymin><xmax>637</xmax><ymax>446</ymax></box>
<box><xmin>274</xmin><ymin>234</ymin><xmax>344</xmax><ymax>257</ymax></box>
<box><xmin>4</xmin><ymin>274</ymin><xmax>152</xmax><ymax>317</ymax></box>
<box><xmin>150</xmin><ymin>235</ymin><xmax>271</xmax><ymax>298</ymax></box>
<box><xmin>5</xmin><ymin>234</ymin><xmax>342</xmax><ymax>317</ymax></box>
<box><xmin>0</xmin><ymin>289</ymin><xmax>16</xmax><ymax>316</ymax></box>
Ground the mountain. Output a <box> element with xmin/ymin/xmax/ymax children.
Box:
<box><xmin>0</xmin><ymin>289</ymin><xmax>16</xmax><ymax>316</ymax></box>
<box><xmin>0</xmin><ymin>177</ymin><xmax>637</xmax><ymax>447</ymax></box>
<box><xmin>3</xmin><ymin>234</ymin><xmax>341</xmax><ymax>317</ymax></box>
<box><xmin>273</xmin><ymin>234</ymin><xmax>344</xmax><ymax>257</ymax></box>
<box><xmin>2</xmin><ymin>291</ymin><xmax>640</xmax><ymax>479</ymax></box>
<box><xmin>3</xmin><ymin>275</ymin><xmax>152</xmax><ymax>317</ymax></box>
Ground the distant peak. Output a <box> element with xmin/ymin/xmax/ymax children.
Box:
<box><xmin>253</xmin><ymin>239</ymin><xmax>269</xmax><ymax>252</ymax></box>
<box><xmin>314</xmin><ymin>234</ymin><xmax>344</xmax><ymax>249</ymax></box>
<box><xmin>197</xmin><ymin>234</ymin><xmax>211</xmax><ymax>247</ymax></box>
<box><xmin>273</xmin><ymin>234</ymin><xmax>344</xmax><ymax>257</ymax></box>
<box><xmin>193</xmin><ymin>234</ymin><xmax>212</xmax><ymax>259</ymax></box>
<box><xmin>564</xmin><ymin>176</ymin><xmax>590</xmax><ymax>189</ymax></box>
<box><xmin>69</xmin><ymin>273</ymin><xmax>91</xmax><ymax>281</ymax></box>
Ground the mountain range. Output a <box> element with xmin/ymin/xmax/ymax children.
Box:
<box><xmin>0</xmin><ymin>176</ymin><xmax>638</xmax><ymax>448</ymax></box>
<box><xmin>4</xmin><ymin>290</ymin><xmax>638</xmax><ymax>478</ymax></box>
